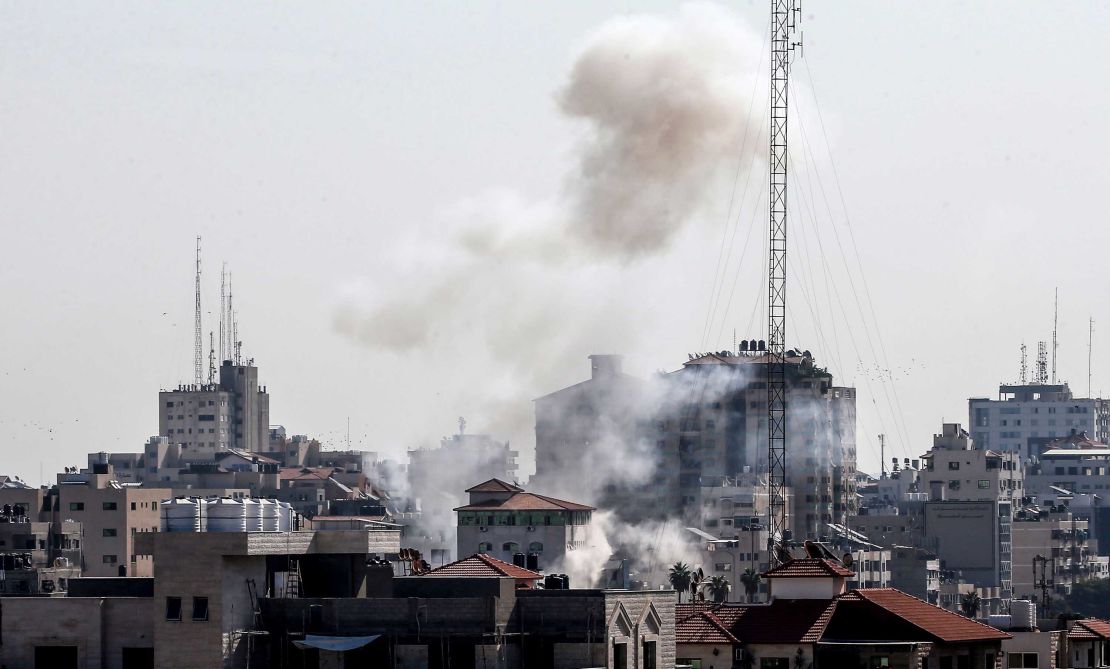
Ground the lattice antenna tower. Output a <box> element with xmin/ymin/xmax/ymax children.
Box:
<box><xmin>219</xmin><ymin>264</ymin><xmax>227</xmax><ymax>364</ymax></box>
<box><xmin>208</xmin><ymin>332</ymin><xmax>216</xmax><ymax>385</ymax></box>
<box><xmin>193</xmin><ymin>236</ymin><xmax>203</xmax><ymax>387</ymax></box>
<box><xmin>1020</xmin><ymin>342</ymin><xmax>1028</xmax><ymax>384</ymax></box>
<box><xmin>1052</xmin><ymin>288</ymin><xmax>1058</xmax><ymax>384</ymax></box>
<box><xmin>1035</xmin><ymin>342</ymin><xmax>1049</xmax><ymax>384</ymax></box>
<box><xmin>767</xmin><ymin>0</ymin><xmax>800</xmax><ymax>555</ymax></box>
<box><xmin>226</xmin><ymin>273</ymin><xmax>235</xmax><ymax>364</ymax></box>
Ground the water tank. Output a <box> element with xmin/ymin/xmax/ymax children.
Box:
<box><xmin>1010</xmin><ymin>600</ymin><xmax>1036</xmax><ymax>629</ymax></box>
<box><xmin>513</xmin><ymin>553</ymin><xmax>526</xmax><ymax>568</ymax></box>
<box><xmin>161</xmin><ymin>498</ymin><xmax>204</xmax><ymax>533</ymax></box>
<box><xmin>987</xmin><ymin>614</ymin><xmax>1011</xmax><ymax>630</ymax></box>
<box><xmin>206</xmin><ymin>498</ymin><xmax>246</xmax><ymax>532</ymax></box>
<box><xmin>526</xmin><ymin>553</ymin><xmax>539</xmax><ymax>571</ymax></box>
<box><xmin>260</xmin><ymin>499</ymin><xmax>279</xmax><ymax>532</ymax></box>
<box><xmin>278</xmin><ymin>501</ymin><xmax>295</xmax><ymax>531</ymax></box>
<box><xmin>243</xmin><ymin>499</ymin><xmax>263</xmax><ymax>532</ymax></box>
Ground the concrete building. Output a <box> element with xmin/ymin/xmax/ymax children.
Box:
<box><xmin>918</xmin><ymin>423</ymin><xmax>1024</xmax><ymax>504</ymax></box>
<box><xmin>924</xmin><ymin>499</ymin><xmax>1013</xmax><ymax>601</ymax></box>
<box><xmin>970</xmin><ymin>382</ymin><xmax>1110</xmax><ymax>460</ymax></box>
<box><xmin>1011</xmin><ymin>507</ymin><xmax>1108</xmax><ymax>602</ymax></box>
<box><xmin>534</xmin><ymin>351</ymin><xmax>857</xmax><ymax>541</ymax></box>
<box><xmin>159</xmin><ymin>360</ymin><xmax>270</xmax><ymax>462</ymax></box>
<box><xmin>1026</xmin><ymin>438</ymin><xmax>1110</xmax><ymax>497</ymax></box>
<box><xmin>57</xmin><ymin>466</ymin><xmax>170</xmax><ymax>577</ymax></box>
<box><xmin>888</xmin><ymin>545</ymin><xmax>941</xmax><ymax>604</ymax></box>
<box><xmin>455</xmin><ymin>479</ymin><xmax>595</xmax><ymax>574</ymax></box>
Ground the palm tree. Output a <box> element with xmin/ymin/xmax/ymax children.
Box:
<box><xmin>960</xmin><ymin>591</ymin><xmax>982</xmax><ymax>619</ymax></box>
<box><xmin>669</xmin><ymin>562</ymin><xmax>693</xmax><ymax>602</ymax></box>
<box><xmin>740</xmin><ymin>568</ymin><xmax>762</xmax><ymax>603</ymax></box>
<box><xmin>704</xmin><ymin>575</ymin><xmax>731</xmax><ymax>603</ymax></box>
<box><xmin>689</xmin><ymin>567</ymin><xmax>707</xmax><ymax>602</ymax></box>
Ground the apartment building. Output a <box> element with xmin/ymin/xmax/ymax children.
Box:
<box><xmin>455</xmin><ymin>479</ymin><xmax>595</xmax><ymax>573</ymax></box>
<box><xmin>56</xmin><ymin>465</ymin><xmax>170</xmax><ymax>577</ymax></box>
<box><xmin>918</xmin><ymin>423</ymin><xmax>1024</xmax><ymax>504</ymax></box>
<box><xmin>159</xmin><ymin>360</ymin><xmax>269</xmax><ymax>462</ymax></box>
<box><xmin>1011</xmin><ymin>508</ymin><xmax>1109</xmax><ymax>601</ymax></box>
<box><xmin>969</xmin><ymin>382</ymin><xmax>1110</xmax><ymax>459</ymax></box>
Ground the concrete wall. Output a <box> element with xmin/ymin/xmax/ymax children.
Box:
<box><xmin>0</xmin><ymin>597</ymin><xmax>153</xmax><ymax>669</ymax></box>
<box><xmin>675</xmin><ymin>644</ymin><xmax>733</xmax><ymax>669</ymax></box>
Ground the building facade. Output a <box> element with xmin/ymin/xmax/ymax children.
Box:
<box><xmin>969</xmin><ymin>383</ymin><xmax>1110</xmax><ymax>460</ymax></box>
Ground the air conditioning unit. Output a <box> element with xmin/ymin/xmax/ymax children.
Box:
<box><xmin>527</xmin><ymin>526</ymin><xmax>536</xmax><ymax>532</ymax></box>
<box><xmin>479</xmin><ymin>527</ymin><xmax>488</xmax><ymax>532</ymax></box>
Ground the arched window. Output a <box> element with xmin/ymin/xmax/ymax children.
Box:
<box><xmin>502</xmin><ymin>542</ymin><xmax>520</xmax><ymax>553</ymax></box>
<box><xmin>478</xmin><ymin>542</ymin><xmax>493</xmax><ymax>553</ymax></box>
<box><xmin>529</xmin><ymin>542</ymin><xmax>544</xmax><ymax>553</ymax></box>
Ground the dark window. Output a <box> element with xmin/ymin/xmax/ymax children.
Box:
<box><xmin>613</xmin><ymin>642</ymin><xmax>628</xmax><ymax>669</ymax></box>
<box><xmin>35</xmin><ymin>646</ymin><xmax>78</xmax><ymax>669</ymax></box>
<box><xmin>102</xmin><ymin>555</ymin><xmax>117</xmax><ymax>564</ymax></box>
<box><xmin>102</xmin><ymin>502</ymin><xmax>117</xmax><ymax>511</ymax></box>
<box><xmin>192</xmin><ymin>596</ymin><xmax>209</xmax><ymax>621</ymax></box>
<box><xmin>131</xmin><ymin>502</ymin><xmax>136</xmax><ymax>511</ymax></box>
<box><xmin>198</xmin><ymin>414</ymin><xmax>215</xmax><ymax>422</ymax></box>
<box><xmin>69</xmin><ymin>502</ymin><xmax>84</xmax><ymax>511</ymax></box>
<box><xmin>102</xmin><ymin>528</ymin><xmax>117</xmax><ymax>537</ymax></box>
<box><xmin>165</xmin><ymin>402</ymin><xmax>174</xmax><ymax>408</ymax></box>
<box><xmin>642</xmin><ymin>640</ymin><xmax>657</xmax><ymax>669</ymax></box>
<box><xmin>165</xmin><ymin>596</ymin><xmax>182</xmax><ymax>621</ymax></box>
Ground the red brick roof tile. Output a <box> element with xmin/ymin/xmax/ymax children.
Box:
<box><xmin>454</xmin><ymin>492</ymin><xmax>595</xmax><ymax>512</ymax></box>
<box><xmin>842</xmin><ymin>589</ymin><xmax>1010</xmax><ymax>642</ymax></box>
<box><xmin>465</xmin><ymin>479</ymin><xmax>524</xmax><ymax>493</ymax></box>
<box><xmin>425</xmin><ymin>553</ymin><xmax>542</xmax><ymax>580</ymax></box>
<box><xmin>1069</xmin><ymin>619</ymin><xmax>1110</xmax><ymax>640</ymax></box>
<box><xmin>762</xmin><ymin>558</ymin><xmax>854</xmax><ymax>578</ymax></box>
<box><xmin>675</xmin><ymin>605</ymin><xmax>740</xmax><ymax>645</ymax></box>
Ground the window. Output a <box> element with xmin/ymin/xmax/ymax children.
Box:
<box><xmin>760</xmin><ymin>660</ymin><xmax>790</xmax><ymax>669</ymax></box>
<box><xmin>502</xmin><ymin>542</ymin><xmax>520</xmax><ymax>553</ymax></box>
<box><xmin>529</xmin><ymin>542</ymin><xmax>543</xmax><ymax>553</ymax></box>
<box><xmin>948</xmin><ymin>480</ymin><xmax>961</xmax><ymax>490</ymax></box>
<box><xmin>102</xmin><ymin>502</ymin><xmax>117</xmax><ymax>511</ymax></box>
<box><xmin>871</xmin><ymin>658</ymin><xmax>891</xmax><ymax>668</ymax></box>
<box><xmin>130</xmin><ymin>502</ymin><xmax>136</xmax><ymax>511</ymax></box>
<box><xmin>152</xmin><ymin>502</ymin><xmax>157</xmax><ymax>510</ymax></box>
<box><xmin>978</xmin><ymin>480</ymin><xmax>990</xmax><ymax>489</ymax></box>
<box><xmin>165</xmin><ymin>596</ymin><xmax>182</xmax><ymax>621</ymax></box>
<box><xmin>1007</xmin><ymin>652</ymin><xmax>1038</xmax><ymax>668</ymax></box>
<box><xmin>642</xmin><ymin>640</ymin><xmax>657</xmax><ymax>669</ymax></box>
<box><xmin>69</xmin><ymin>502</ymin><xmax>84</xmax><ymax>511</ymax></box>
<box><xmin>478</xmin><ymin>542</ymin><xmax>493</xmax><ymax>553</ymax></box>
<box><xmin>102</xmin><ymin>528</ymin><xmax>117</xmax><ymax>537</ymax></box>
<box><xmin>102</xmin><ymin>555</ymin><xmax>118</xmax><ymax>564</ymax></box>
<box><xmin>948</xmin><ymin>461</ymin><xmax>960</xmax><ymax>470</ymax></box>
<box><xmin>192</xmin><ymin>596</ymin><xmax>209</xmax><ymax>621</ymax></box>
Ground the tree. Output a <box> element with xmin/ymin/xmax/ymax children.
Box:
<box><xmin>689</xmin><ymin>567</ymin><xmax>706</xmax><ymax>602</ymax></box>
<box><xmin>1064</xmin><ymin>579</ymin><xmax>1110</xmax><ymax>619</ymax></box>
<box><xmin>669</xmin><ymin>562</ymin><xmax>692</xmax><ymax>602</ymax></box>
<box><xmin>960</xmin><ymin>591</ymin><xmax>982</xmax><ymax>619</ymax></box>
<box><xmin>704</xmin><ymin>575</ymin><xmax>731</xmax><ymax>603</ymax></box>
<box><xmin>740</xmin><ymin>568</ymin><xmax>762</xmax><ymax>603</ymax></box>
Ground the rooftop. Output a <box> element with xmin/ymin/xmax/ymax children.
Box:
<box><xmin>762</xmin><ymin>558</ymin><xmax>855</xmax><ymax>579</ymax></box>
<box><xmin>1068</xmin><ymin>619</ymin><xmax>1110</xmax><ymax>640</ymax></box>
<box><xmin>455</xmin><ymin>491</ymin><xmax>595</xmax><ymax>512</ymax></box>
<box><xmin>425</xmin><ymin>553</ymin><xmax>543</xmax><ymax>581</ymax></box>
<box><xmin>465</xmin><ymin>479</ymin><xmax>524</xmax><ymax>494</ymax></box>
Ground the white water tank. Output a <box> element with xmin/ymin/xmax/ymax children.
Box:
<box><xmin>1010</xmin><ymin>600</ymin><xmax>1036</xmax><ymax>629</ymax></box>
<box><xmin>206</xmin><ymin>498</ymin><xmax>246</xmax><ymax>532</ymax></box>
<box><xmin>161</xmin><ymin>498</ymin><xmax>205</xmax><ymax>533</ymax></box>
<box><xmin>276</xmin><ymin>501</ymin><xmax>294</xmax><ymax>531</ymax></box>
<box><xmin>243</xmin><ymin>499</ymin><xmax>263</xmax><ymax>532</ymax></box>
<box><xmin>987</xmin><ymin>614</ymin><xmax>1011</xmax><ymax>630</ymax></box>
<box><xmin>258</xmin><ymin>499</ymin><xmax>278</xmax><ymax>532</ymax></box>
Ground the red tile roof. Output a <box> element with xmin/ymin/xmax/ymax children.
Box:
<box><xmin>675</xmin><ymin>605</ymin><xmax>740</xmax><ymax>645</ymax></box>
<box><xmin>1069</xmin><ymin>619</ymin><xmax>1110</xmax><ymax>640</ymax></box>
<box><xmin>279</xmin><ymin>467</ymin><xmax>336</xmax><ymax>481</ymax></box>
<box><xmin>425</xmin><ymin>553</ymin><xmax>542</xmax><ymax>580</ymax></box>
<box><xmin>763</xmin><ymin>558</ymin><xmax>854</xmax><ymax>578</ymax></box>
<box><xmin>840</xmin><ymin>589</ymin><xmax>1010</xmax><ymax>642</ymax></box>
<box><xmin>455</xmin><ymin>492</ymin><xmax>595</xmax><ymax>512</ymax></box>
<box><xmin>676</xmin><ymin>600</ymin><xmax>836</xmax><ymax>644</ymax></box>
<box><xmin>465</xmin><ymin>479</ymin><xmax>524</xmax><ymax>493</ymax></box>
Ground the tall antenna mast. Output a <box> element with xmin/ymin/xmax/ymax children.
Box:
<box><xmin>767</xmin><ymin>0</ymin><xmax>799</xmax><ymax>556</ymax></box>
<box><xmin>193</xmin><ymin>236</ymin><xmax>203</xmax><ymax>387</ymax></box>
<box><xmin>1089</xmin><ymin>317</ymin><xmax>1095</xmax><ymax>397</ymax></box>
<box><xmin>208</xmin><ymin>331</ymin><xmax>216</xmax><ymax>384</ymax></box>
<box><xmin>219</xmin><ymin>264</ymin><xmax>227</xmax><ymax>363</ymax></box>
<box><xmin>1020</xmin><ymin>342</ymin><xmax>1028</xmax><ymax>384</ymax></box>
<box><xmin>226</xmin><ymin>273</ymin><xmax>234</xmax><ymax>364</ymax></box>
<box><xmin>1035</xmin><ymin>342</ymin><xmax>1048</xmax><ymax>384</ymax></box>
<box><xmin>1052</xmin><ymin>288</ymin><xmax>1058</xmax><ymax>384</ymax></box>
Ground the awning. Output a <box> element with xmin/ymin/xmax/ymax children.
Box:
<box><xmin>293</xmin><ymin>635</ymin><xmax>381</xmax><ymax>652</ymax></box>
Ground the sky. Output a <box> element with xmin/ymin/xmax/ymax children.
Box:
<box><xmin>4</xmin><ymin>1</ymin><xmax>1110</xmax><ymax>485</ymax></box>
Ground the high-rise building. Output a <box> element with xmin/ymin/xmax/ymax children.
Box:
<box><xmin>969</xmin><ymin>383</ymin><xmax>1110</xmax><ymax>460</ymax></box>
<box><xmin>158</xmin><ymin>360</ymin><xmax>270</xmax><ymax>463</ymax></box>
<box><xmin>534</xmin><ymin>351</ymin><xmax>857</xmax><ymax>540</ymax></box>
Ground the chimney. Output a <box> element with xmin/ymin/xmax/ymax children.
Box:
<box><xmin>588</xmin><ymin>355</ymin><xmax>623</xmax><ymax>380</ymax></box>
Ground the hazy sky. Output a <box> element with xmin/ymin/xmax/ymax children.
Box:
<box><xmin>4</xmin><ymin>1</ymin><xmax>1110</xmax><ymax>485</ymax></box>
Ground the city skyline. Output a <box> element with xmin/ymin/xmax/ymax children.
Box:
<box><xmin>5</xmin><ymin>1</ymin><xmax>1110</xmax><ymax>484</ymax></box>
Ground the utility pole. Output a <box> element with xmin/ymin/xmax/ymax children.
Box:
<box><xmin>766</xmin><ymin>0</ymin><xmax>800</xmax><ymax>557</ymax></box>
<box><xmin>193</xmin><ymin>236</ymin><xmax>203</xmax><ymax>387</ymax></box>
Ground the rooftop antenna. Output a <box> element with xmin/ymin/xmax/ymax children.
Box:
<box><xmin>1020</xmin><ymin>342</ymin><xmax>1028</xmax><ymax>384</ymax></box>
<box><xmin>208</xmin><ymin>331</ymin><xmax>216</xmax><ymax>384</ymax></box>
<box><xmin>1035</xmin><ymin>342</ymin><xmax>1048</xmax><ymax>384</ymax></box>
<box><xmin>879</xmin><ymin>434</ymin><xmax>886</xmax><ymax>479</ymax></box>
<box><xmin>1052</xmin><ymin>288</ymin><xmax>1058</xmax><ymax>384</ymax></box>
<box><xmin>219</xmin><ymin>264</ymin><xmax>227</xmax><ymax>364</ymax></box>
<box><xmin>1089</xmin><ymin>317</ymin><xmax>1095</xmax><ymax>397</ymax></box>
<box><xmin>226</xmin><ymin>272</ymin><xmax>234</xmax><ymax>364</ymax></box>
<box><xmin>193</xmin><ymin>236</ymin><xmax>203</xmax><ymax>387</ymax></box>
<box><xmin>766</xmin><ymin>0</ymin><xmax>800</xmax><ymax>560</ymax></box>
<box><xmin>458</xmin><ymin>416</ymin><xmax>467</xmax><ymax>436</ymax></box>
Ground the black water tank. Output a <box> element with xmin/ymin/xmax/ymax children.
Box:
<box><xmin>559</xmin><ymin>574</ymin><xmax>570</xmax><ymax>589</ymax></box>
<box><xmin>513</xmin><ymin>552</ymin><xmax>526</xmax><ymax>568</ymax></box>
<box><xmin>526</xmin><ymin>553</ymin><xmax>539</xmax><ymax>571</ymax></box>
<box><xmin>544</xmin><ymin>574</ymin><xmax>562</xmax><ymax>590</ymax></box>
